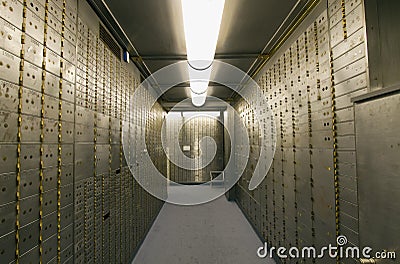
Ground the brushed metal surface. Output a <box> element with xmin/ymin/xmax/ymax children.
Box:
<box><xmin>42</xmin><ymin>211</ymin><xmax>57</xmax><ymax>240</ymax></box>
<box><xmin>357</xmin><ymin>92</ymin><xmax>400</xmax><ymax>258</ymax></box>
<box><xmin>25</xmin><ymin>9</ymin><xmax>44</xmax><ymax>44</ymax></box>
<box><xmin>0</xmin><ymin>202</ymin><xmax>16</xmax><ymax>236</ymax></box>
<box><xmin>0</xmin><ymin>0</ymin><xmax>23</xmax><ymax>29</ymax></box>
<box><xmin>47</xmin><ymin>0</ymin><xmax>63</xmax><ymax>23</ymax></box>
<box><xmin>0</xmin><ymin>48</ymin><xmax>20</xmax><ymax>84</ymax></box>
<box><xmin>43</xmin><ymin>189</ymin><xmax>57</xmax><ymax>216</ymax></box>
<box><xmin>46</xmin><ymin>26</ymin><xmax>62</xmax><ymax>55</ymax></box>
<box><xmin>43</xmin><ymin>234</ymin><xmax>58</xmax><ymax>263</ymax></box>
<box><xmin>0</xmin><ymin>17</ymin><xmax>22</xmax><ymax>57</ymax></box>
<box><xmin>46</xmin><ymin>48</ymin><xmax>61</xmax><ymax>76</ymax></box>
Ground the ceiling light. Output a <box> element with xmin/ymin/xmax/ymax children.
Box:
<box><xmin>181</xmin><ymin>0</ymin><xmax>225</xmax><ymax>106</ymax></box>
<box><xmin>191</xmin><ymin>90</ymin><xmax>207</xmax><ymax>107</ymax></box>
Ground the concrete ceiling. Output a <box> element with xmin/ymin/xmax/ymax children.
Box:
<box><xmin>99</xmin><ymin>0</ymin><xmax>310</xmax><ymax>104</ymax></box>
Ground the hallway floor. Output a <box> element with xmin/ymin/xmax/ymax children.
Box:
<box><xmin>132</xmin><ymin>193</ymin><xmax>275</xmax><ymax>264</ymax></box>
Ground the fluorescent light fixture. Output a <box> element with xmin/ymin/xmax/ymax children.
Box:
<box><xmin>181</xmin><ymin>0</ymin><xmax>225</xmax><ymax>106</ymax></box>
<box><xmin>190</xmin><ymin>81</ymin><xmax>209</xmax><ymax>95</ymax></box>
<box><xmin>182</xmin><ymin>111</ymin><xmax>220</xmax><ymax>118</ymax></box>
<box><xmin>191</xmin><ymin>90</ymin><xmax>207</xmax><ymax>107</ymax></box>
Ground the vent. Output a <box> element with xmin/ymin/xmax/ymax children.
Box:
<box><xmin>99</xmin><ymin>23</ymin><xmax>121</xmax><ymax>60</ymax></box>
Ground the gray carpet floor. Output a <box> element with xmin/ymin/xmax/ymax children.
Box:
<box><xmin>132</xmin><ymin>193</ymin><xmax>276</xmax><ymax>264</ymax></box>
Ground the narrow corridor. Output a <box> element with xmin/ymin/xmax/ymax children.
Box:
<box><xmin>133</xmin><ymin>192</ymin><xmax>275</xmax><ymax>264</ymax></box>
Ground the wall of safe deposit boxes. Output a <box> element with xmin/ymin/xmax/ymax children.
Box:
<box><xmin>235</xmin><ymin>0</ymin><xmax>368</xmax><ymax>263</ymax></box>
<box><xmin>166</xmin><ymin>113</ymin><xmax>224</xmax><ymax>183</ymax></box>
<box><xmin>0</xmin><ymin>0</ymin><xmax>166</xmax><ymax>263</ymax></box>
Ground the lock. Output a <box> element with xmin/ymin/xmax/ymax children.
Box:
<box><xmin>96</xmin><ymin>128</ymin><xmax>109</xmax><ymax>144</ymax></box>
<box><xmin>0</xmin><ymin>110</ymin><xmax>18</xmax><ymax>142</ymax></box>
<box><xmin>46</xmin><ymin>26</ymin><xmax>62</xmax><ymax>55</ymax></box>
<box><xmin>333</xmin><ymin>42</ymin><xmax>365</xmax><ymax>72</ymax></box>
<box><xmin>64</xmin><ymin>39</ymin><xmax>76</xmax><ymax>64</ymax></box>
<box><xmin>19</xmin><ymin>219</ymin><xmax>40</xmax><ymax>255</ymax></box>
<box><xmin>0</xmin><ymin>230</ymin><xmax>16</xmax><ymax>262</ymax></box>
<box><xmin>328</xmin><ymin>0</ymin><xmax>341</xmax><ymax>16</ymax></box>
<box><xmin>42</xmin><ymin>233</ymin><xmax>57</xmax><ymax>263</ymax></box>
<box><xmin>76</xmin><ymin>67</ymin><xmax>86</xmax><ymax>81</ymax></box>
<box><xmin>63</xmin><ymin>60</ymin><xmax>76</xmax><ymax>83</ymax></box>
<box><xmin>76</xmin><ymin>75</ymin><xmax>86</xmax><ymax>87</ymax></box>
<box><xmin>62</xmin><ymin>80</ymin><xmax>75</xmax><ymax>103</ymax></box>
<box><xmin>26</xmin><ymin>0</ymin><xmax>46</xmax><ymax>19</ymax></box>
<box><xmin>0</xmin><ymin>0</ymin><xmax>23</xmax><ymax>30</ymax></box>
<box><xmin>43</xmin><ymin>71</ymin><xmax>60</xmax><ymax>98</ymax></box>
<box><xmin>43</xmin><ymin>94</ymin><xmax>59</xmax><ymax>120</ymax></box>
<box><xmin>78</xmin><ymin>18</ymin><xmax>87</xmax><ymax>37</ymax></box>
<box><xmin>60</xmin><ymin>204</ymin><xmax>73</xmax><ymax>229</ymax></box>
<box><xmin>65</xmin><ymin>0</ymin><xmax>78</xmax><ymax>13</ymax></box>
<box><xmin>75</xmin><ymin>144</ymin><xmax>94</xmax><ymax>181</ymax></box>
<box><xmin>62</xmin><ymin>101</ymin><xmax>75</xmax><ymax>123</ymax></box>
<box><xmin>0</xmin><ymin>48</ymin><xmax>20</xmax><ymax>84</ymax></box>
<box><xmin>65</xmin><ymin>5</ymin><xmax>77</xmax><ymax>22</ymax></box>
<box><xmin>329</xmin><ymin>5</ymin><xmax>342</xmax><ymax>28</ymax></box>
<box><xmin>0</xmin><ymin>17</ymin><xmax>22</xmax><ymax>57</ymax></box>
<box><xmin>0</xmin><ymin>173</ymin><xmax>16</xmax><ymax>206</ymax></box>
<box><xmin>346</xmin><ymin>3</ymin><xmax>363</xmax><ymax>36</ymax></box>
<box><xmin>42</xmin><ymin>166</ymin><xmax>57</xmax><ymax>192</ymax></box>
<box><xmin>319</xmin><ymin>42</ymin><xmax>330</xmax><ymax>64</ymax></box>
<box><xmin>77</xmin><ymin>37</ymin><xmax>87</xmax><ymax>53</ymax></box>
<box><xmin>316</xmin><ymin>11</ymin><xmax>328</xmax><ymax>35</ymax></box>
<box><xmin>61</xmin><ymin>164</ymin><xmax>73</xmax><ymax>187</ymax></box>
<box><xmin>42</xmin><ymin>188</ymin><xmax>57</xmax><ymax>216</ymax></box>
<box><xmin>23</xmin><ymin>60</ymin><xmax>42</xmax><ymax>92</ymax></box>
<box><xmin>42</xmin><ymin>211</ymin><xmax>57</xmax><ymax>240</ymax></box>
<box><xmin>333</xmin><ymin>58</ymin><xmax>366</xmax><ymax>85</ymax></box>
<box><xmin>75</xmin><ymin>85</ymin><xmax>85</xmax><ymax>99</ymax></box>
<box><xmin>20</xmin><ymin>144</ymin><xmax>40</xmax><ymax>171</ymax></box>
<box><xmin>64</xmin><ymin>27</ymin><xmax>77</xmax><ymax>46</ymax></box>
<box><xmin>330</xmin><ymin>20</ymin><xmax>345</xmax><ymax>48</ymax></box>
<box><xmin>64</xmin><ymin>16</ymin><xmax>76</xmax><ymax>35</ymax></box>
<box><xmin>46</xmin><ymin>48</ymin><xmax>61</xmax><ymax>76</ymax></box>
<box><xmin>47</xmin><ymin>0</ymin><xmax>62</xmax><ymax>23</ymax></box>
<box><xmin>61</xmin><ymin>121</ymin><xmax>74</xmax><ymax>143</ymax></box>
<box><xmin>47</xmin><ymin>12</ymin><xmax>62</xmax><ymax>33</ymax></box>
<box><xmin>0</xmin><ymin>145</ymin><xmax>18</xmax><ymax>174</ymax></box>
<box><xmin>42</xmin><ymin>144</ymin><xmax>58</xmax><ymax>168</ymax></box>
<box><xmin>0</xmin><ymin>80</ymin><xmax>19</xmax><ymax>113</ymax></box>
<box><xmin>335</xmin><ymin>73</ymin><xmax>367</xmax><ymax>97</ymax></box>
<box><xmin>61</xmin><ymin>144</ymin><xmax>74</xmax><ymax>165</ymax></box>
<box><xmin>21</xmin><ymin>114</ymin><xmax>41</xmax><ymax>143</ymax></box>
<box><xmin>75</xmin><ymin>123</ymin><xmax>93</xmax><ymax>142</ymax></box>
<box><xmin>24</xmin><ymin>34</ymin><xmax>44</xmax><ymax>68</ymax></box>
<box><xmin>61</xmin><ymin>244</ymin><xmax>74</xmax><ymax>263</ymax></box>
<box><xmin>61</xmin><ymin>184</ymin><xmax>74</xmax><ymax>208</ymax></box>
<box><xmin>25</xmin><ymin>8</ymin><xmax>44</xmax><ymax>43</ymax></box>
<box><xmin>19</xmin><ymin>194</ymin><xmax>40</xmax><ymax>227</ymax></box>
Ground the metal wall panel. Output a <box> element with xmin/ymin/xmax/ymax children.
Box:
<box><xmin>234</xmin><ymin>1</ymin><xmax>372</xmax><ymax>263</ymax></box>
<box><xmin>356</xmin><ymin>92</ymin><xmax>400</xmax><ymax>258</ymax></box>
<box><xmin>0</xmin><ymin>0</ymin><xmax>165</xmax><ymax>262</ymax></box>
